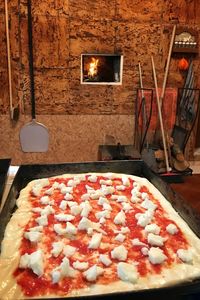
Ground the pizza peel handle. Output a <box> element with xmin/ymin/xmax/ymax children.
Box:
<box><xmin>19</xmin><ymin>0</ymin><xmax>49</xmax><ymax>152</ymax></box>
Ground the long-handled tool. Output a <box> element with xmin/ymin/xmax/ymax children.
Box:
<box><xmin>151</xmin><ymin>56</ymin><xmax>171</xmax><ymax>173</ymax></box>
<box><xmin>20</xmin><ymin>0</ymin><xmax>49</xmax><ymax>152</ymax></box>
<box><xmin>4</xmin><ymin>0</ymin><xmax>20</xmax><ymax>121</ymax></box>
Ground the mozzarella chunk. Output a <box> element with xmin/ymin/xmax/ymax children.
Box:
<box><xmin>98</xmin><ymin>197</ymin><xmax>109</xmax><ymax>205</ymax></box>
<box><xmin>121</xmin><ymin>202</ymin><xmax>132</xmax><ymax>212</ymax></box>
<box><xmin>67</xmin><ymin>201</ymin><xmax>76</xmax><ymax>208</ymax></box>
<box><xmin>44</xmin><ymin>187</ymin><xmax>54</xmax><ymax>195</ymax></box>
<box><xmin>132</xmin><ymin>238</ymin><xmax>147</xmax><ymax>247</ymax></box>
<box><xmin>66</xmin><ymin>222</ymin><xmax>77</xmax><ymax>235</ymax></box>
<box><xmin>111</xmin><ymin>245</ymin><xmax>128</xmax><ymax>261</ymax></box>
<box><xmin>90</xmin><ymin>190</ymin><xmax>104</xmax><ymax>200</ymax></box>
<box><xmin>41</xmin><ymin>205</ymin><xmax>55</xmax><ymax>216</ymax></box>
<box><xmin>95</xmin><ymin>210</ymin><xmax>110</xmax><ymax>220</ymax></box>
<box><xmin>54</xmin><ymin>224</ymin><xmax>67</xmax><ymax>235</ymax></box>
<box><xmin>63</xmin><ymin>245</ymin><xmax>76</xmax><ymax>257</ymax></box>
<box><xmin>122</xmin><ymin>176</ymin><xmax>130</xmax><ymax>186</ymax></box>
<box><xmin>73</xmin><ymin>261</ymin><xmax>89</xmax><ymax>270</ymax></box>
<box><xmin>102</xmin><ymin>203</ymin><xmax>112</xmax><ymax>211</ymax></box>
<box><xmin>67</xmin><ymin>179</ymin><xmax>78</xmax><ymax>187</ymax></box>
<box><xmin>51</xmin><ymin>270</ymin><xmax>61</xmax><ymax>284</ymax></box>
<box><xmin>145</xmin><ymin>224</ymin><xmax>161</xmax><ymax>235</ymax></box>
<box><xmin>19</xmin><ymin>250</ymin><xmax>44</xmax><ymax>276</ymax></box>
<box><xmin>136</xmin><ymin>211</ymin><xmax>153</xmax><ymax>227</ymax></box>
<box><xmin>177</xmin><ymin>249</ymin><xmax>193</xmax><ymax>263</ymax></box>
<box><xmin>59</xmin><ymin>200</ymin><xmax>68</xmax><ymax>210</ymax></box>
<box><xmin>64</xmin><ymin>193</ymin><xmax>73</xmax><ymax>201</ymax></box>
<box><xmin>114</xmin><ymin>210</ymin><xmax>126</xmax><ymax>225</ymax></box>
<box><xmin>83</xmin><ymin>265</ymin><xmax>104</xmax><ymax>282</ymax></box>
<box><xmin>115</xmin><ymin>233</ymin><xmax>126</xmax><ymax>243</ymax></box>
<box><xmin>117</xmin><ymin>262</ymin><xmax>138</xmax><ymax>283</ymax></box>
<box><xmin>88</xmin><ymin>174</ymin><xmax>97</xmax><ymax>183</ymax></box>
<box><xmin>166</xmin><ymin>223</ymin><xmax>178</xmax><ymax>235</ymax></box>
<box><xmin>141</xmin><ymin>192</ymin><xmax>148</xmax><ymax>200</ymax></box>
<box><xmin>80</xmin><ymin>201</ymin><xmax>92</xmax><ymax>217</ymax></box>
<box><xmin>81</xmin><ymin>193</ymin><xmax>90</xmax><ymax>201</ymax></box>
<box><xmin>116</xmin><ymin>195</ymin><xmax>127</xmax><ymax>203</ymax></box>
<box><xmin>60</xmin><ymin>257</ymin><xmax>76</xmax><ymax>278</ymax></box>
<box><xmin>148</xmin><ymin>247</ymin><xmax>167</xmax><ymax>264</ymax></box>
<box><xmin>147</xmin><ymin>233</ymin><xmax>165</xmax><ymax>247</ymax></box>
<box><xmin>141</xmin><ymin>199</ymin><xmax>157</xmax><ymax>211</ymax></box>
<box><xmin>99</xmin><ymin>254</ymin><xmax>112</xmax><ymax>266</ymax></box>
<box><xmin>88</xmin><ymin>233</ymin><xmax>102</xmax><ymax>249</ymax></box>
<box><xmin>130</xmin><ymin>196</ymin><xmax>141</xmax><ymax>203</ymax></box>
<box><xmin>100</xmin><ymin>179</ymin><xmax>112</xmax><ymax>186</ymax></box>
<box><xmin>78</xmin><ymin>217</ymin><xmax>92</xmax><ymax>231</ymax></box>
<box><xmin>32</xmin><ymin>207</ymin><xmax>42</xmax><ymax>213</ymax></box>
<box><xmin>55</xmin><ymin>213</ymin><xmax>75</xmax><ymax>222</ymax></box>
<box><xmin>28</xmin><ymin>226</ymin><xmax>43</xmax><ymax>232</ymax></box>
<box><xmin>40</xmin><ymin>196</ymin><xmax>51</xmax><ymax>205</ymax></box>
<box><xmin>36</xmin><ymin>215</ymin><xmax>48</xmax><ymax>226</ymax></box>
<box><xmin>114</xmin><ymin>226</ymin><xmax>130</xmax><ymax>235</ymax></box>
<box><xmin>141</xmin><ymin>247</ymin><xmax>149</xmax><ymax>256</ymax></box>
<box><xmin>52</xmin><ymin>181</ymin><xmax>59</xmax><ymax>189</ymax></box>
<box><xmin>116</xmin><ymin>185</ymin><xmax>126</xmax><ymax>191</ymax></box>
<box><xmin>51</xmin><ymin>241</ymin><xmax>64</xmax><ymax>257</ymax></box>
<box><xmin>32</xmin><ymin>185</ymin><xmax>42</xmax><ymax>197</ymax></box>
<box><xmin>24</xmin><ymin>231</ymin><xmax>42</xmax><ymax>243</ymax></box>
<box><xmin>61</xmin><ymin>186</ymin><xmax>73</xmax><ymax>194</ymax></box>
<box><xmin>101</xmin><ymin>186</ymin><xmax>115</xmax><ymax>196</ymax></box>
<box><xmin>70</xmin><ymin>205</ymin><xmax>82</xmax><ymax>216</ymax></box>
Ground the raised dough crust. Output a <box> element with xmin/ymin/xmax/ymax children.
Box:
<box><xmin>1</xmin><ymin>173</ymin><xmax>200</xmax><ymax>299</ymax></box>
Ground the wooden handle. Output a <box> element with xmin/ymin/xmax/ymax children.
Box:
<box><xmin>151</xmin><ymin>56</ymin><xmax>171</xmax><ymax>173</ymax></box>
<box><xmin>4</xmin><ymin>0</ymin><xmax>14</xmax><ymax>119</ymax></box>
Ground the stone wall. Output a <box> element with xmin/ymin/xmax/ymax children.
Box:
<box><xmin>0</xmin><ymin>0</ymin><xmax>200</xmax><ymax>164</ymax></box>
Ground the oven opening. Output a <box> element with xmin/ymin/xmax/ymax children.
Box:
<box><xmin>81</xmin><ymin>54</ymin><xmax>123</xmax><ymax>85</ymax></box>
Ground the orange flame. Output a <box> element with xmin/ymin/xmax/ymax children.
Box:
<box><xmin>88</xmin><ymin>57</ymin><xmax>99</xmax><ymax>77</ymax></box>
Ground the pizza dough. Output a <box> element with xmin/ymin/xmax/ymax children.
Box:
<box><xmin>0</xmin><ymin>172</ymin><xmax>200</xmax><ymax>299</ymax></box>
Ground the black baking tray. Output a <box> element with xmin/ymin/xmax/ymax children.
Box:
<box><xmin>0</xmin><ymin>158</ymin><xmax>11</xmax><ymax>206</ymax></box>
<box><xmin>0</xmin><ymin>160</ymin><xmax>200</xmax><ymax>300</ymax></box>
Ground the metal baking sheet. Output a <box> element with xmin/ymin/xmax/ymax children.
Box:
<box><xmin>0</xmin><ymin>160</ymin><xmax>200</xmax><ymax>299</ymax></box>
<box><xmin>0</xmin><ymin>158</ymin><xmax>11</xmax><ymax>206</ymax></box>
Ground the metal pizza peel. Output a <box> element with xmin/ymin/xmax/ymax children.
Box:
<box><xmin>20</xmin><ymin>0</ymin><xmax>49</xmax><ymax>152</ymax></box>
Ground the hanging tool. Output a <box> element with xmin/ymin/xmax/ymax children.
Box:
<box><xmin>151</xmin><ymin>56</ymin><xmax>171</xmax><ymax>173</ymax></box>
<box><xmin>19</xmin><ymin>0</ymin><xmax>49</xmax><ymax>152</ymax></box>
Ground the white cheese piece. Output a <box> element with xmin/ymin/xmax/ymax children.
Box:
<box><xmin>73</xmin><ymin>261</ymin><xmax>89</xmax><ymax>270</ymax></box>
<box><xmin>28</xmin><ymin>225</ymin><xmax>43</xmax><ymax>232</ymax></box>
<box><xmin>147</xmin><ymin>233</ymin><xmax>165</xmax><ymax>247</ymax></box>
<box><xmin>100</xmin><ymin>179</ymin><xmax>113</xmax><ymax>186</ymax></box>
<box><xmin>36</xmin><ymin>215</ymin><xmax>48</xmax><ymax>226</ymax></box>
<box><xmin>141</xmin><ymin>199</ymin><xmax>157</xmax><ymax>211</ymax></box>
<box><xmin>98</xmin><ymin>196</ymin><xmax>109</xmax><ymax>205</ymax></box>
<box><xmin>51</xmin><ymin>270</ymin><xmax>61</xmax><ymax>284</ymax></box>
<box><xmin>148</xmin><ymin>247</ymin><xmax>167</xmax><ymax>264</ymax></box>
<box><xmin>54</xmin><ymin>224</ymin><xmax>67</xmax><ymax>235</ymax></box>
<box><xmin>114</xmin><ymin>210</ymin><xmax>126</xmax><ymax>225</ymax></box>
<box><xmin>85</xmin><ymin>184</ymin><xmax>94</xmax><ymax>191</ymax></box>
<box><xmin>76</xmin><ymin>174</ymin><xmax>86</xmax><ymax>181</ymax></box>
<box><xmin>121</xmin><ymin>202</ymin><xmax>132</xmax><ymax>212</ymax></box>
<box><xmin>64</xmin><ymin>193</ymin><xmax>73</xmax><ymax>201</ymax></box>
<box><xmin>87</xmin><ymin>227</ymin><xmax>94</xmax><ymax>236</ymax></box>
<box><xmin>110</xmin><ymin>195</ymin><xmax>119</xmax><ymax>201</ymax></box>
<box><xmin>99</xmin><ymin>254</ymin><xmax>112</xmax><ymax>266</ymax></box>
<box><xmin>101</xmin><ymin>186</ymin><xmax>115</xmax><ymax>196</ymax></box>
<box><xmin>105</xmin><ymin>172</ymin><xmax>115</xmax><ymax>179</ymax></box>
<box><xmin>131</xmin><ymin>188</ymin><xmax>141</xmax><ymax>198</ymax></box>
<box><xmin>132</xmin><ymin>238</ymin><xmax>147</xmax><ymax>247</ymax></box>
<box><xmin>52</xmin><ymin>181</ymin><xmax>59</xmax><ymax>189</ymax></box>
<box><xmin>116</xmin><ymin>185</ymin><xmax>126</xmax><ymax>191</ymax></box>
<box><xmin>95</xmin><ymin>210</ymin><xmax>110</xmax><ymax>220</ymax></box>
<box><xmin>88</xmin><ymin>233</ymin><xmax>102</xmax><ymax>249</ymax></box>
<box><xmin>24</xmin><ymin>231</ymin><xmax>42</xmax><ymax>243</ymax></box>
<box><xmin>63</xmin><ymin>245</ymin><xmax>76</xmax><ymax>257</ymax></box>
<box><xmin>40</xmin><ymin>196</ymin><xmax>50</xmax><ymax>205</ymax></box>
<box><xmin>81</xmin><ymin>193</ymin><xmax>90</xmax><ymax>201</ymax></box>
<box><xmin>90</xmin><ymin>190</ymin><xmax>104</xmax><ymax>200</ymax></box>
<box><xmin>70</xmin><ymin>205</ymin><xmax>82</xmax><ymax>216</ymax></box>
<box><xmin>51</xmin><ymin>241</ymin><xmax>64</xmax><ymax>257</ymax></box>
<box><xmin>29</xmin><ymin>250</ymin><xmax>44</xmax><ymax>276</ymax></box>
<box><xmin>61</xmin><ymin>186</ymin><xmax>73</xmax><ymax>194</ymax></box>
<box><xmin>60</xmin><ymin>257</ymin><xmax>76</xmax><ymax>278</ymax></box>
<box><xmin>141</xmin><ymin>247</ymin><xmax>149</xmax><ymax>256</ymax></box>
<box><xmin>78</xmin><ymin>217</ymin><xmax>92</xmax><ymax>231</ymax></box>
<box><xmin>114</xmin><ymin>226</ymin><xmax>130</xmax><ymax>235</ymax></box>
<box><xmin>141</xmin><ymin>192</ymin><xmax>149</xmax><ymax>200</ymax></box>
<box><xmin>111</xmin><ymin>245</ymin><xmax>128</xmax><ymax>261</ymax></box>
<box><xmin>145</xmin><ymin>223</ymin><xmax>161</xmax><ymax>235</ymax></box>
<box><xmin>102</xmin><ymin>202</ymin><xmax>112</xmax><ymax>211</ymax></box>
<box><xmin>122</xmin><ymin>176</ymin><xmax>130</xmax><ymax>186</ymax></box>
<box><xmin>80</xmin><ymin>201</ymin><xmax>92</xmax><ymax>217</ymax></box>
<box><xmin>83</xmin><ymin>265</ymin><xmax>104</xmax><ymax>282</ymax></box>
<box><xmin>19</xmin><ymin>253</ymin><xmax>30</xmax><ymax>269</ymax></box>
<box><xmin>166</xmin><ymin>223</ymin><xmax>178</xmax><ymax>235</ymax></box>
<box><xmin>130</xmin><ymin>196</ymin><xmax>141</xmax><ymax>203</ymax></box>
<box><xmin>66</xmin><ymin>222</ymin><xmax>77</xmax><ymax>235</ymax></box>
<box><xmin>67</xmin><ymin>179</ymin><xmax>78</xmax><ymax>187</ymax></box>
<box><xmin>59</xmin><ymin>200</ymin><xmax>68</xmax><ymax>210</ymax></box>
<box><xmin>58</xmin><ymin>182</ymin><xmax>66</xmax><ymax>189</ymax></box>
<box><xmin>55</xmin><ymin>213</ymin><xmax>75</xmax><ymax>222</ymax></box>
<box><xmin>32</xmin><ymin>207</ymin><xmax>42</xmax><ymax>213</ymax></box>
<box><xmin>117</xmin><ymin>262</ymin><xmax>138</xmax><ymax>283</ymax></box>
<box><xmin>67</xmin><ymin>201</ymin><xmax>76</xmax><ymax>207</ymax></box>
<box><xmin>136</xmin><ymin>211</ymin><xmax>153</xmax><ymax>227</ymax></box>
<box><xmin>38</xmin><ymin>178</ymin><xmax>50</xmax><ymax>187</ymax></box>
<box><xmin>44</xmin><ymin>187</ymin><xmax>54</xmax><ymax>195</ymax></box>
<box><xmin>88</xmin><ymin>174</ymin><xmax>97</xmax><ymax>183</ymax></box>
<box><xmin>41</xmin><ymin>205</ymin><xmax>55</xmax><ymax>216</ymax></box>
<box><xmin>99</xmin><ymin>217</ymin><xmax>106</xmax><ymax>224</ymax></box>
<box><xmin>115</xmin><ymin>233</ymin><xmax>126</xmax><ymax>242</ymax></box>
<box><xmin>32</xmin><ymin>185</ymin><xmax>42</xmax><ymax>197</ymax></box>
<box><xmin>116</xmin><ymin>195</ymin><xmax>127</xmax><ymax>203</ymax></box>
<box><xmin>177</xmin><ymin>249</ymin><xmax>193</xmax><ymax>263</ymax></box>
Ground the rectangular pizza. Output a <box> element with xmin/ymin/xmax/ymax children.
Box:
<box><xmin>0</xmin><ymin>172</ymin><xmax>200</xmax><ymax>299</ymax></box>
